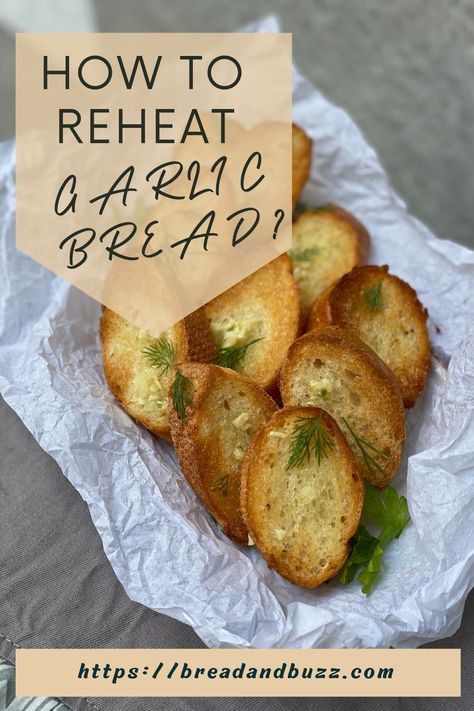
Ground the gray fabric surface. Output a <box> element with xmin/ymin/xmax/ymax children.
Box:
<box><xmin>1</xmin><ymin>1</ymin><xmax>473</xmax><ymax>709</ymax></box>
<box><xmin>0</xmin><ymin>395</ymin><xmax>472</xmax><ymax>710</ymax></box>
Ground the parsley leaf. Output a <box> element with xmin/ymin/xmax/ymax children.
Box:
<box><xmin>363</xmin><ymin>483</ymin><xmax>410</xmax><ymax>543</ymax></box>
<box><xmin>339</xmin><ymin>525</ymin><xmax>379</xmax><ymax>585</ymax></box>
<box><xmin>340</xmin><ymin>482</ymin><xmax>410</xmax><ymax>595</ymax></box>
<box><xmin>358</xmin><ymin>540</ymin><xmax>384</xmax><ymax>594</ymax></box>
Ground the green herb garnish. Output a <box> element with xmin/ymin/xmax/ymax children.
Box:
<box><xmin>171</xmin><ymin>369</ymin><xmax>192</xmax><ymax>420</ymax></box>
<box><xmin>362</xmin><ymin>482</ymin><xmax>410</xmax><ymax>544</ymax></box>
<box><xmin>340</xmin><ymin>482</ymin><xmax>410</xmax><ymax>594</ymax></box>
<box><xmin>342</xmin><ymin>418</ymin><xmax>390</xmax><ymax>483</ymax></box>
<box><xmin>339</xmin><ymin>525</ymin><xmax>381</xmax><ymax>587</ymax></box>
<box><xmin>287</xmin><ymin>415</ymin><xmax>335</xmax><ymax>470</ymax></box>
<box><xmin>289</xmin><ymin>247</ymin><xmax>320</xmax><ymax>262</ymax></box>
<box><xmin>216</xmin><ymin>338</ymin><xmax>263</xmax><ymax>370</ymax></box>
<box><xmin>211</xmin><ymin>474</ymin><xmax>229</xmax><ymax>496</ymax></box>
<box><xmin>364</xmin><ymin>281</ymin><xmax>382</xmax><ymax>311</ymax></box>
<box><xmin>142</xmin><ymin>337</ymin><xmax>177</xmax><ymax>376</ymax></box>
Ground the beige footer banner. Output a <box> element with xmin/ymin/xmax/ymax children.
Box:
<box><xmin>16</xmin><ymin>649</ymin><xmax>460</xmax><ymax>697</ymax></box>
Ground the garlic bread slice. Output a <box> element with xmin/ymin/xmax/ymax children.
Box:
<box><xmin>241</xmin><ymin>406</ymin><xmax>363</xmax><ymax>588</ymax></box>
<box><xmin>292</xmin><ymin>123</ymin><xmax>312</xmax><ymax>211</ymax></box>
<box><xmin>291</xmin><ymin>207</ymin><xmax>370</xmax><ymax>322</ymax></box>
<box><xmin>100</xmin><ymin>307</ymin><xmax>215</xmax><ymax>441</ymax></box>
<box><xmin>307</xmin><ymin>265</ymin><xmax>430</xmax><ymax>407</ymax></box>
<box><xmin>168</xmin><ymin>363</ymin><xmax>278</xmax><ymax>544</ymax></box>
<box><xmin>280</xmin><ymin>326</ymin><xmax>405</xmax><ymax>487</ymax></box>
<box><xmin>204</xmin><ymin>255</ymin><xmax>300</xmax><ymax>393</ymax></box>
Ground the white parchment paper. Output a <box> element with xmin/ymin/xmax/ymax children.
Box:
<box><xmin>1</xmin><ymin>16</ymin><xmax>474</xmax><ymax>648</ymax></box>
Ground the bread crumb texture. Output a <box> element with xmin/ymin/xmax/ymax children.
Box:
<box><xmin>280</xmin><ymin>327</ymin><xmax>405</xmax><ymax>487</ymax></box>
<box><xmin>168</xmin><ymin>363</ymin><xmax>278</xmax><ymax>544</ymax></box>
<box><xmin>241</xmin><ymin>406</ymin><xmax>363</xmax><ymax>588</ymax></box>
<box><xmin>307</xmin><ymin>265</ymin><xmax>430</xmax><ymax>407</ymax></box>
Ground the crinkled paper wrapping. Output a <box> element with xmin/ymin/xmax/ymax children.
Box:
<box><xmin>1</xmin><ymin>16</ymin><xmax>474</xmax><ymax>649</ymax></box>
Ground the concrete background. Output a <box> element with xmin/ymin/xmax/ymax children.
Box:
<box><xmin>0</xmin><ymin>0</ymin><xmax>473</xmax><ymax>247</ymax></box>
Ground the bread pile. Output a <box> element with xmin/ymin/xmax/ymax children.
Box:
<box><xmin>101</xmin><ymin>123</ymin><xmax>430</xmax><ymax>590</ymax></box>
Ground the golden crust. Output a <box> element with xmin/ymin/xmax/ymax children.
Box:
<box><xmin>241</xmin><ymin>406</ymin><xmax>364</xmax><ymax>588</ymax></box>
<box><xmin>100</xmin><ymin>307</ymin><xmax>215</xmax><ymax>441</ymax></box>
<box><xmin>168</xmin><ymin>363</ymin><xmax>278</xmax><ymax>544</ymax></box>
<box><xmin>279</xmin><ymin>326</ymin><xmax>406</xmax><ymax>487</ymax></box>
<box><xmin>307</xmin><ymin>265</ymin><xmax>430</xmax><ymax>407</ymax></box>
<box><xmin>328</xmin><ymin>206</ymin><xmax>371</xmax><ymax>263</ymax></box>
<box><xmin>292</xmin><ymin>124</ymin><xmax>313</xmax><ymax>212</ymax></box>
<box><xmin>178</xmin><ymin>309</ymin><xmax>217</xmax><ymax>365</ymax></box>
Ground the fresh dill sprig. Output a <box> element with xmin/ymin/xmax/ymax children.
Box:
<box><xmin>142</xmin><ymin>337</ymin><xmax>177</xmax><ymax>376</ymax></box>
<box><xmin>171</xmin><ymin>369</ymin><xmax>193</xmax><ymax>420</ymax></box>
<box><xmin>364</xmin><ymin>281</ymin><xmax>382</xmax><ymax>311</ymax></box>
<box><xmin>342</xmin><ymin>418</ymin><xmax>390</xmax><ymax>482</ymax></box>
<box><xmin>289</xmin><ymin>247</ymin><xmax>320</xmax><ymax>262</ymax></box>
<box><xmin>211</xmin><ymin>474</ymin><xmax>229</xmax><ymax>496</ymax></box>
<box><xmin>216</xmin><ymin>338</ymin><xmax>263</xmax><ymax>370</ymax></box>
<box><xmin>287</xmin><ymin>415</ymin><xmax>335</xmax><ymax>470</ymax></box>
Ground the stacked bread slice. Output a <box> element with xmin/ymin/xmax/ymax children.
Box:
<box><xmin>307</xmin><ymin>265</ymin><xmax>430</xmax><ymax>407</ymax></box>
<box><xmin>203</xmin><ymin>255</ymin><xmax>300</xmax><ymax>394</ymax></box>
<box><xmin>168</xmin><ymin>363</ymin><xmax>278</xmax><ymax>544</ymax></box>
<box><xmin>291</xmin><ymin>206</ymin><xmax>370</xmax><ymax>322</ymax></box>
<box><xmin>279</xmin><ymin>327</ymin><xmax>405</xmax><ymax>487</ymax></box>
<box><xmin>100</xmin><ymin>123</ymin><xmax>430</xmax><ymax>590</ymax></box>
<box><xmin>101</xmin><ymin>306</ymin><xmax>215</xmax><ymax>441</ymax></box>
<box><xmin>241</xmin><ymin>407</ymin><xmax>364</xmax><ymax>587</ymax></box>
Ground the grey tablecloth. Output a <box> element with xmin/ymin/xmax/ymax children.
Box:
<box><xmin>1</xmin><ymin>1</ymin><xmax>473</xmax><ymax>709</ymax></box>
<box><xmin>0</xmin><ymin>396</ymin><xmax>472</xmax><ymax>710</ymax></box>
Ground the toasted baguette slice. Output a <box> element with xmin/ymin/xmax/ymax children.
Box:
<box><xmin>100</xmin><ymin>308</ymin><xmax>215</xmax><ymax>441</ymax></box>
<box><xmin>168</xmin><ymin>363</ymin><xmax>278</xmax><ymax>544</ymax></box>
<box><xmin>292</xmin><ymin>123</ymin><xmax>312</xmax><ymax>211</ymax></box>
<box><xmin>279</xmin><ymin>327</ymin><xmax>405</xmax><ymax>487</ymax></box>
<box><xmin>241</xmin><ymin>406</ymin><xmax>363</xmax><ymax>588</ymax></box>
<box><xmin>291</xmin><ymin>207</ymin><xmax>370</xmax><ymax>322</ymax></box>
<box><xmin>204</xmin><ymin>255</ymin><xmax>300</xmax><ymax>393</ymax></box>
<box><xmin>307</xmin><ymin>265</ymin><xmax>430</xmax><ymax>407</ymax></box>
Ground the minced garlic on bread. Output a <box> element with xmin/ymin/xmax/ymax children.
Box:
<box><xmin>290</xmin><ymin>206</ymin><xmax>370</xmax><ymax>322</ymax></box>
<box><xmin>279</xmin><ymin>326</ymin><xmax>405</xmax><ymax>487</ymax></box>
<box><xmin>204</xmin><ymin>255</ymin><xmax>300</xmax><ymax>393</ymax></box>
<box><xmin>100</xmin><ymin>307</ymin><xmax>215</xmax><ymax>441</ymax></box>
<box><xmin>307</xmin><ymin>265</ymin><xmax>430</xmax><ymax>407</ymax></box>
